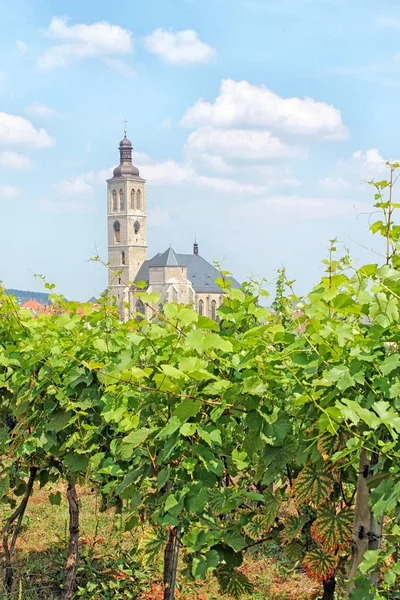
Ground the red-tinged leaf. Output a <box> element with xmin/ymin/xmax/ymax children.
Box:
<box><xmin>303</xmin><ymin>547</ymin><xmax>338</xmax><ymax>582</ymax></box>
<box><xmin>293</xmin><ymin>465</ymin><xmax>335</xmax><ymax>507</ymax></box>
<box><xmin>311</xmin><ymin>506</ymin><xmax>353</xmax><ymax>552</ymax></box>
<box><xmin>317</xmin><ymin>430</ymin><xmax>348</xmax><ymax>462</ymax></box>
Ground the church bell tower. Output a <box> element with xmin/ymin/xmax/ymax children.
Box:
<box><xmin>107</xmin><ymin>127</ymin><xmax>147</xmax><ymax>313</ymax></box>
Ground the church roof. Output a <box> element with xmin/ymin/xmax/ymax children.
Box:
<box><xmin>134</xmin><ymin>248</ymin><xmax>241</xmax><ymax>293</ymax></box>
<box><xmin>150</xmin><ymin>247</ymin><xmax>179</xmax><ymax>267</ymax></box>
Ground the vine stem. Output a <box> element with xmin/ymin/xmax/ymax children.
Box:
<box><xmin>60</xmin><ymin>477</ymin><xmax>79</xmax><ymax>600</ymax></box>
<box><xmin>2</xmin><ymin>466</ymin><xmax>37</xmax><ymax>594</ymax></box>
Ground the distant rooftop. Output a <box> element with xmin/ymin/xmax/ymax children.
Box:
<box><xmin>134</xmin><ymin>248</ymin><xmax>240</xmax><ymax>293</ymax></box>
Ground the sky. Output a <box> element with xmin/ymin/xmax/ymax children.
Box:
<box><xmin>1</xmin><ymin>0</ymin><xmax>400</xmax><ymax>300</ymax></box>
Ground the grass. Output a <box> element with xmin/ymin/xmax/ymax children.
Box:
<box><xmin>0</xmin><ymin>483</ymin><xmax>320</xmax><ymax>599</ymax></box>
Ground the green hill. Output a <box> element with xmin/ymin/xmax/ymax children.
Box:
<box><xmin>6</xmin><ymin>289</ymin><xmax>51</xmax><ymax>305</ymax></box>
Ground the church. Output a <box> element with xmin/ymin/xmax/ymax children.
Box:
<box><xmin>107</xmin><ymin>130</ymin><xmax>240</xmax><ymax>320</ymax></box>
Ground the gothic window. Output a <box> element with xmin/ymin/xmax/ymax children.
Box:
<box><xmin>119</xmin><ymin>188</ymin><xmax>125</xmax><ymax>210</ymax></box>
<box><xmin>136</xmin><ymin>189</ymin><xmax>141</xmax><ymax>210</ymax></box>
<box><xmin>113</xmin><ymin>220</ymin><xmax>120</xmax><ymax>243</ymax></box>
<box><xmin>211</xmin><ymin>299</ymin><xmax>217</xmax><ymax>320</ymax></box>
<box><xmin>199</xmin><ymin>299</ymin><xmax>204</xmax><ymax>316</ymax></box>
<box><xmin>136</xmin><ymin>299</ymin><xmax>145</xmax><ymax>321</ymax></box>
<box><xmin>134</xmin><ymin>220</ymin><xmax>140</xmax><ymax>234</ymax></box>
<box><xmin>112</xmin><ymin>190</ymin><xmax>117</xmax><ymax>211</ymax></box>
<box><xmin>121</xmin><ymin>251</ymin><xmax>125</xmax><ymax>265</ymax></box>
<box><xmin>130</xmin><ymin>189</ymin><xmax>135</xmax><ymax>209</ymax></box>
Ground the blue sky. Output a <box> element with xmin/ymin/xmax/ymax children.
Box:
<box><xmin>1</xmin><ymin>0</ymin><xmax>400</xmax><ymax>300</ymax></box>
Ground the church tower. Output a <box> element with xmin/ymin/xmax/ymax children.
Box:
<box><xmin>107</xmin><ymin>128</ymin><xmax>147</xmax><ymax>314</ymax></box>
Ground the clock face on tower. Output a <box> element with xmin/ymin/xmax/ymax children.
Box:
<box><xmin>134</xmin><ymin>220</ymin><xmax>140</xmax><ymax>233</ymax></box>
<box><xmin>113</xmin><ymin>220</ymin><xmax>120</xmax><ymax>232</ymax></box>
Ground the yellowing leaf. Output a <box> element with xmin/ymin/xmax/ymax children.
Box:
<box><xmin>293</xmin><ymin>466</ymin><xmax>335</xmax><ymax>507</ymax></box>
<box><xmin>311</xmin><ymin>507</ymin><xmax>353</xmax><ymax>552</ymax></box>
<box><xmin>303</xmin><ymin>547</ymin><xmax>338</xmax><ymax>582</ymax></box>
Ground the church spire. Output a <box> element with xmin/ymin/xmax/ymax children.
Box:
<box><xmin>112</xmin><ymin>122</ymin><xmax>140</xmax><ymax>179</ymax></box>
<box><xmin>193</xmin><ymin>238</ymin><xmax>199</xmax><ymax>256</ymax></box>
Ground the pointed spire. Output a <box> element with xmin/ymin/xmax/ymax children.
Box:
<box><xmin>193</xmin><ymin>237</ymin><xmax>199</xmax><ymax>257</ymax></box>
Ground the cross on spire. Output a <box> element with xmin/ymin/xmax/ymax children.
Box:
<box><xmin>123</xmin><ymin>118</ymin><xmax>128</xmax><ymax>138</ymax></box>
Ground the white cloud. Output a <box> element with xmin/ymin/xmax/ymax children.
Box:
<box><xmin>0</xmin><ymin>184</ymin><xmax>20</xmax><ymax>198</ymax></box>
<box><xmin>0</xmin><ymin>151</ymin><xmax>32</xmax><ymax>169</ymax></box>
<box><xmin>26</xmin><ymin>103</ymin><xmax>62</xmax><ymax>118</ymax></box>
<box><xmin>0</xmin><ymin>113</ymin><xmax>54</xmax><ymax>148</ymax></box>
<box><xmin>186</xmin><ymin>126</ymin><xmax>306</xmax><ymax>159</ymax></box>
<box><xmin>104</xmin><ymin>58</ymin><xmax>135</xmax><ymax>77</ymax></box>
<box><xmin>182</xmin><ymin>79</ymin><xmax>347</xmax><ymax>138</ymax></box>
<box><xmin>144</xmin><ymin>28</ymin><xmax>216</xmax><ymax>64</ymax></box>
<box><xmin>198</xmin><ymin>153</ymin><xmax>232</xmax><ymax>172</ymax></box>
<box><xmin>319</xmin><ymin>149</ymin><xmax>389</xmax><ymax>193</ymax></box>
<box><xmin>195</xmin><ymin>174</ymin><xmax>265</xmax><ymax>194</ymax></box>
<box><xmin>39</xmin><ymin>198</ymin><xmax>96</xmax><ymax>214</ymax></box>
<box><xmin>16</xmin><ymin>40</ymin><xmax>28</xmax><ymax>55</ymax></box>
<box><xmin>37</xmin><ymin>17</ymin><xmax>133</xmax><ymax>70</ymax></box>
<box><xmin>139</xmin><ymin>159</ymin><xmax>265</xmax><ymax>193</ymax></box>
<box><xmin>140</xmin><ymin>160</ymin><xmax>196</xmax><ymax>184</ymax></box>
<box><xmin>234</xmin><ymin>194</ymin><xmax>365</xmax><ymax>221</ymax></box>
<box><xmin>53</xmin><ymin>175</ymin><xmax>95</xmax><ymax>196</ymax></box>
<box><xmin>319</xmin><ymin>176</ymin><xmax>350</xmax><ymax>190</ymax></box>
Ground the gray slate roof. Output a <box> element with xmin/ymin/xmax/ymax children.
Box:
<box><xmin>134</xmin><ymin>248</ymin><xmax>241</xmax><ymax>293</ymax></box>
<box><xmin>150</xmin><ymin>247</ymin><xmax>179</xmax><ymax>267</ymax></box>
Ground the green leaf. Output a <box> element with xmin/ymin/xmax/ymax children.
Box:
<box><xmin>157</xmin><ymin>467</ymin><xmax>169</xmax><ymax>491</ymax></box>
<box><xmin>381</xmin><ymin>354</ymin><xmax>400</xmax><ymax>376</ymax></box>
<box><xmin>359</xmin><ymin>549</ymin><xmax>381</xmax><ymax>574</ymax></box>
<box><xmin>324</xmin><ymin>365</ymin><xmax>355</xmax><ymax>392</ymax></box>
<box><xmin>192</xmin><ymin>555</ymin><xmax>207</xmax><ymax>579</ymax></box>
<box><xmin>63</xmin><ymin>453</ymin><xmax>88</xmax><ymax>473</ymax></box>
<box><xmin>160</xmin><ymin>364</ymin><xmax>188</xmax><ymax>379</ymax></box>
<box><xmin>369</xmin><ymin>292</ymin><xmax>399</xmax><ymax>328</ymax></box>
<box><xmin>122</xmin><ymin>428</ymin><xmax>150</xmax><ymax>449</ymax></box>
<box><xmin>47</xmin><ymin>410</ymin><xmax>73</xmax><ymax>433</ymax></box>
<box><xmin>180</xmin><ymin>422</ymin><xmax>197</xmax><ymax>436</ymax></box>
<box><xmin>224</xmin><ymin>531</ymin><xmax>248</xmax><ymax>552</ymax></box>
<box><xmin>157</xmin><ymin>417</ymin><xmax>182</xmax><ymax>439</ymax></box>
<box><xmin>182</xmin><ymin>527</ymin><xmax>207</xmax><ymax>552</ymax></box>
<box><xmin>173</xmin><ymin>399</ymin><xmax>202</xmax><ymax>423</ymax></box>
<box><xmin>164</xmin><ymin>493</ymin><xmax>178</xmax><ymax>512</ymax></box>
<box><xmin>197</xmin><ymin>316</ymin><xmax>220</xmax><ymax>331</ymax></box>
<box><xmin>49</xmin><ymin>491</ymin><xmax>61</xmax><ymax>506</ymax></box>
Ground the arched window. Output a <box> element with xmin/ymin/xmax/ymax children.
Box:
<box><xmin>136</xmin><ymin>189</ymin><xmax>141</xmax><ymax>210</ymax></box>
<box><xmin>121</xmin><ymin>251</ymin><xmax>125</xmax><ymax>265</ymax></box>
<box><xmin>211</xmin><ymin>299</ymin><xmax>217</xmax><ymax>320</ymax></box>
<box><xmin>135</xmin><ymin>299</ymin><xmax>145</xmax><ymax>321</ymax></box>
<box><xmin>130</xmin><ymin>189</ymin><xmax>135</xmax><ymax>209</ymax></box>
<box><xmin>199</xmin><ymin>299</ymin><xmax>204</xmax><ymax>316</ymax></box>
<box><xmin>112</xmin><ymin>190</ymin><xmax>117</xmax><ymax>211</ymax></box>
<box><xmin>119</xmin><ymin>188</ymin><xmax>125</xmax><ymax>210</ymax></box>
<box><xmin>113</xmin><ymin>220</ymin><xmax>120</xmax><ymax>243</ymax></box>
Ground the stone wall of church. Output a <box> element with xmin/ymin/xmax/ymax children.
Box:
<box><xmin>195</xmin><ymin>292</ymin><xmax>223</xmax><ymax>319</ymax></box>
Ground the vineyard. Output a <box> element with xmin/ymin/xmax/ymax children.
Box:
<box><xmin>1</xmin><ymin>166</ymin><xmax>400</xmax><ymax>600</ymax></box>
